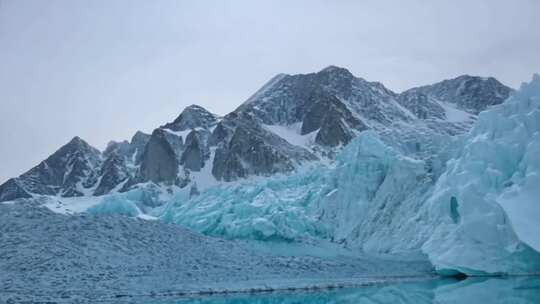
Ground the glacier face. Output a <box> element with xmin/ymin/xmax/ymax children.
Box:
<box><xmin>339</xmin><ymin>75</ymin><xmax>540</xmax><ymax>274</ymax></box>
<box><xmin>420</xmin><ymin>74</ymin><xmax>540</xmax><ymax>275</ymax></box>
<box><xmin>161</xmin><ymin>166</ymin><xmax>331</xmax><ymax>242</ymax></box>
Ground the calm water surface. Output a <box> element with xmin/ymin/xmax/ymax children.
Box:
<box><xmin>152</xmin><ymin>277</ymin><xmax>540</xmax><ymax>304</ymax></box>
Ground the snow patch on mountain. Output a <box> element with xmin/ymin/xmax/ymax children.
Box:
<box><xmin>438</xmin><ymin>101</ymin><xmax>475</xmax><ymax>122</ymax></box>
<box><xmin>263</xmin><ymin>123</ymin><xmax>317</xmax><ymax>148</ymax></box>
<box><xmin>243</xmin><ymin>73</ymin><xmax>289</xmax><ymax>105</ymax></box>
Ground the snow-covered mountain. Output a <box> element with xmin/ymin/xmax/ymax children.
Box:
<box><xmin>0</xmin><ymin>66</ymin><xmax>512</xmax><ymax>202</ymax></box>
<box><xmin>0</xmin><ymin>132</ymin><xmax>150</xmax><ymax>201</ymax></box>
<box><xmin>0</xmin><ymin>136</ymin><xmax>102</xmax><ymax>201</ymax></box>
<box><xmin>403</xmin><ymin>75</ymin><xmax>511</xmax><ymax>114</ymax></box>
<box><xmin>5</xmin><ymin>64</ymin><xmax>540</xmax><ymax>298</ymax></box>
<box><xmin>161</xmin><ymin>104</ymin><xmax>219</xmax><ymax>131</ymax></box>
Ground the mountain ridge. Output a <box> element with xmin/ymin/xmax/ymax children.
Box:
<box><xmin>0</xmin><ymin>66</ymin><xmax>513</xmax><ymax>202</ymax></box>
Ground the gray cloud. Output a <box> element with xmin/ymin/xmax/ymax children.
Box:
<box><xmin>1</xmin><ymin>0</ymin><xmax>539</xmax><ymax>183</ymax></box>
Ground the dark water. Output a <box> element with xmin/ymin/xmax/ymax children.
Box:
<box><xmin>154</xmin><ymin>277</ymin><xmax>540</xmax><ymax>304</ymax></box>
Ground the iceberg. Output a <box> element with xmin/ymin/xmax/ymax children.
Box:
<box><xmin>86</xmin><ymin>195</ymin><xmax>141</xmax><ymax>217</ymax></box>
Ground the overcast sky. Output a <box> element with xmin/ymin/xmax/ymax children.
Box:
<box><xmin>1</xmin><ymin>0</ymin><xmax>539</xmax><ymax>183</ymax></box>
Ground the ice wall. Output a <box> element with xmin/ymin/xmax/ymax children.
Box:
<box><xmin>161</xmin><ymin>168</ymin><xmax>330</xmax><ymax>241</ymax></box>
<box><xmin>421</xmin><ymin>74</ymin><xmax>540</xmax><ymax>275</ymax></box>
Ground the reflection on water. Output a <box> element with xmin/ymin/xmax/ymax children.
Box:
<box><xmin>160</xmin><ymin>277</ymin><xmax>540</xmax><ymax>304</ymax></box>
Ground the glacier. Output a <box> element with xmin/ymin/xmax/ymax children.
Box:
<box><xmin>18</xmin><ymin>74</ymin><xmax>540</xmax><ymax>276</ymax></box>
<box><xmin>161</xmin><ymin>73</ymin><xmax>540</xmax><ymax>275</ymax></box>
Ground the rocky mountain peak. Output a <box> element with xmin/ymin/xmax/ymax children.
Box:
<box><xmin>68</xmin><ymin>135</ymin><xmax>84</xmax><ymax>145</ymax></box>
<box><xmin>103</xmin><ymin>140</ymin><xmax>130</xmax><ymax>157</ymax></box>
<box><xmin>0</xmin><ymin>136</ymin><xmax>103</xmax><ymax>200</ymax></box>
<box><xmin>63</xmin><ymin>136</ymin><xmax>97</xmax><ymax>153</ymax></box>
<box><xmin>139</xmin><ymin>129</ymin><xmax>181</xmax><ymax>184</ymax></box>
<box><xmin>318</xmin><ymin>65</ymin><xmax>354</xmax><ymax>78</ymax></box>
<box><xmin>161</xmin><ymin>104</ymin><xmax>218</xmax><ymax>132</ymax></box>
<box><xmin>0</xmin><ymin>67</ymin><xmax>515</xmax><ymax>201</ymax></box>
<box><xmin>404</xmin><ymin>75</ymin><xmax>513</xmax><ymax>114</ymax></box>
<box><xmin>131</xmin><ymin>131</ymin><xmax>151</xmax><ymax>145</ymax></box>
<box><xmin>55</xmin><ymin>136</ymin><xmax>101</xmax><ymax>164</ymax></box>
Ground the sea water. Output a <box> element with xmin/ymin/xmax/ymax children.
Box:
<box><xmin>151</xmin><ymin>277</ymin><xmax>540</xmax><ymax>304</ymax></box>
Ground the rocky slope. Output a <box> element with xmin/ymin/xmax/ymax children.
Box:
<box><xmin>0</xmin><ymin>66</ymin><xmax>512</xmax><ymax>201</ymax></box>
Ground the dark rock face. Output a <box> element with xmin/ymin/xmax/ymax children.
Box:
<box><xmin>0</xmin><ymin>137</ymin><xmax>102</xmax><ymax>201</ymax></box>
<box><xmin>236</xmin><ymin>65</ymin><xmax>405</xmax><ymax>128</ymax></box>
<box><xmin>92</xmin><ymin>131</ymin><xmax>151</xmax><ymax>195</ymax></box>
<box><xmin>397</xmin><ymin>91</ymin><xmax>446</xmax><ymax>120</ymax></box>
<box><xmin>318</xmin><ymin>113</ymin><xmax>366</xmax><ymax>147</ymax></box>
<box><xmin>301</xmin><ymin>95</ymin><xmax>368</xmax><ymax>146</ymax></box>
<box><xmin>103</xmin><ymin>140</ymin><xmax>131</xmax><ymax>158</ymax></box>
<box><xmin>46</xmin><ymin>137</ymin><xmax>102</xmax><ymax>196</ymax></box>
<box><xmin>316</xmin><ymin>116</ymin><xmax>354</xmax><ymax>147</ymax></box>
<box><xmin>130</xmin><ymin>131</ymin><xmax>151</xmax><ymax>164</ymax></box>
<box><xmin>207</xmin><ymin>113</ymin><xmax>237</xmax><ymax>152</ymax></box>
<box><xmin>139</xmin><ymin>129</ymin><xmax>180</xmax><ymax>183</ymax></box>
<box><xmin>236</xmin><ymin>67</ymin><xmax>357</xmax><ymax>126</ymax></box>
<box><xmin>404</xmin><ymin>75</ymin><xmax>513</xmax><ymax>114</ymax></box>
<box><xmin>212</xmin><ymin>116</ymin><xmax>317</xmax><ymax>181</ymax></box>
<box><xmin>94</xmin><ymin>152</ymin><xmax>129</xmax><ymax>196</ymax></box>
<box><xmin>0</xmin><ymin>178</ymin><xmax>32</xmax><ymax>201</ymax></box>
<box><xmin>180</xmin><ymin>130</ymin><xmax>210</xmax><ymax>172</ymax></box>
<box><xmin>161</xmin><ymin>105</ymin><xmax>218</xmax><ymax>131</ymax></box>
<box><xmin>162</xmin><ymin>131</ymin><xmax>184</xmax><ymax>161</ymax></box>
<box><xmin>103</xmin><ymin>131</ymin><xmax>151</xmax><ymax>165</ymax></box>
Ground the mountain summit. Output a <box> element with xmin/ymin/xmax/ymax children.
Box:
<box><xmin>161</xmin><ymin>104</ymin><xmax>219</xmax><ymax>132</ymax></box>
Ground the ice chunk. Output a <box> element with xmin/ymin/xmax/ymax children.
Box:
<box><xmin>86</xmin><ymin>195</ymin><xmax>141</xmax><ymax>217</ymax></box>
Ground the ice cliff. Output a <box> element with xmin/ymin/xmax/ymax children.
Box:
<box><xmin>421</xmin><ymin>74</ymin><xmax>540</xmax><ymax>275</ymax></box>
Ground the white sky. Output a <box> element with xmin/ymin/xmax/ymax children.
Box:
<box><xmin>1</xmin><ymin>0</ymin><xmax>539</xmax><ymax>183</ymax></box>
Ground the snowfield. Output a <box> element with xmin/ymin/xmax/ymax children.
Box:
<box><xmin>0</xmin><ymin>201</ymin><xmax>432</xmax><ymax>303</ymax></box>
